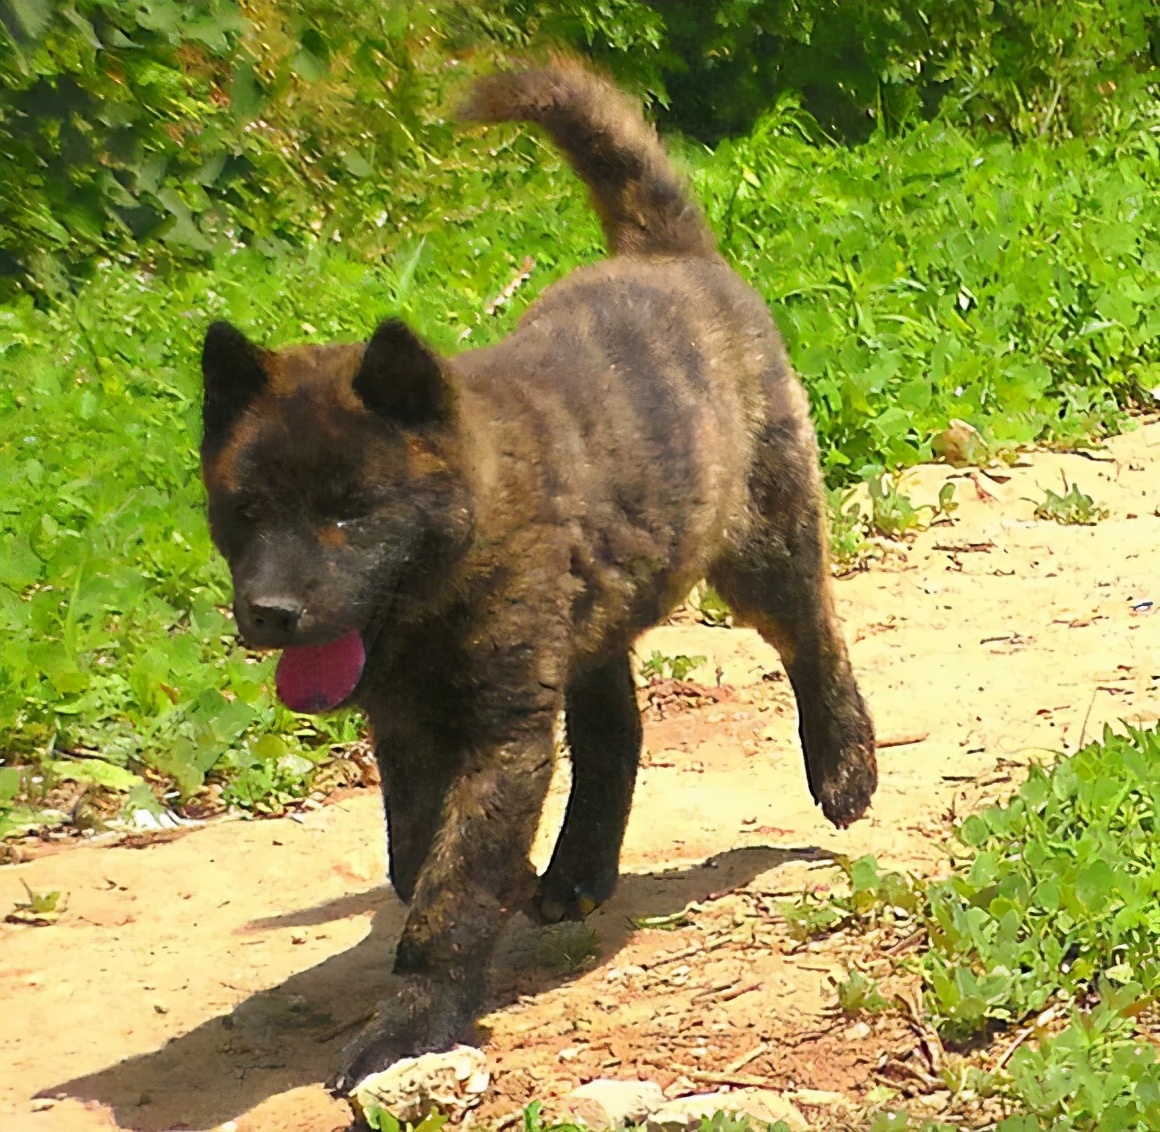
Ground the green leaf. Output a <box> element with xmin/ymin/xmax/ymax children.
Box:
<box><xmin>50</xmin><ymin>759</ymin><xmax>145</xmax><ymax>792</ymax></box>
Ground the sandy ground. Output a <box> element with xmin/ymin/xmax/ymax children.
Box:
<box><xmin>2</xmin><ymin>422</ymin><xmax>1159</xmax><ymax>1132</ymax></box>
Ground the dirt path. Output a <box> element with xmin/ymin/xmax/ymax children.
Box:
<box><xmin>4</xmin><ymin>423</ymin><xmax>1159</xmax><ymax>1132</ymax></box>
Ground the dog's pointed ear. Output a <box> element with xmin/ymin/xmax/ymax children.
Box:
<box><xmin>201</xmin><ymin>321</ymin><xmax>268</xmax><ymax>447</ymax></box>
<box><xmin>354</xmin><ymin>319</ymin><xmax>454</xmax><ymax>426</ymax></box>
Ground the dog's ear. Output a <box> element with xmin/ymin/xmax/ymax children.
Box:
<box><xmin>201</xmin><ymin>321</ymin><xmax>268</xmax><ymax>447</ymax></box>
<box><xmin>354</xmin><ymin>319</ymin><xmax>454</xmax><ymax>426</ymax></box>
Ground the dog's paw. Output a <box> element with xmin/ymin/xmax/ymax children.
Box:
<box><xmin>531</xmin><ymin>889</ymin><xmax>600</xmax><ymax>925</ymax></box>
<box><xmin>529</xmin><ymin>871</ymin><xmax>609</xmax><ymax>924</ymax></box>
<box><xmin>803</xmin><ymin>701</ymin><xmax>877</xmax><ymax>828</ymax></box>
<box><xmin>331</xmin><ymin>977</ymin><xmax>471</xmax><ymax>1093</ymax></box>
<box><xmin>815</xmin><ymin>739</ymin><xmax>877</xmax><ymax>828</ymax></box>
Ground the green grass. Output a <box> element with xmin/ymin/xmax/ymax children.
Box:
<box><xmin>785</xmin><ymin>725</ymin><xmax>1160</xmax><ymax>1131</ymax></box>
<box><xmin>3</xmin><ymin>98</ymin><xmax>1160</xmax><ymax>827</ymax></box>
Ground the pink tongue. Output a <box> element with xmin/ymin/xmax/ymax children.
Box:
<box><xmin>275</xmin><ymin>630</ymin><xmax>366</xmax><ymax>713</ymax></box>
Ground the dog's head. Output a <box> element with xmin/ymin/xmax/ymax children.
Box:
<box><xmin>199</xmin><ymin>319</ymin><xmax>472</xmax><ymax>709</ymax></box>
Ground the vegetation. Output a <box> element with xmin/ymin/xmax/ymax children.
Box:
<box><xmin>2</xmin><ymin>2</ymin><xmax>1159</xmax><ymax>829</ymax></box>
<box><xmin>639</xmin><ymin>651</ymin><xmax>708</xmax><ymax>682</ymax></box>
<box><xmin>1032</xmin><ymin>476</ymin><xmax>1110</xmax><ymax>526</ymax></box>
<box><xmin>785</xmin><ymin>725</ymin><xmax>1160</xmax><ymax>1131</ymax></box>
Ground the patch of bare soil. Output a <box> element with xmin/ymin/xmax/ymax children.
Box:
<box><xmin>2</xmin><ymin>423</ymin><xmax>1159</xmax><ymax>1132</ymax></box>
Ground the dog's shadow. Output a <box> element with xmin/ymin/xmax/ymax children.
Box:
<box><xmin>53</xmin><ymin>845</ymin><xmax>829</xmax><ymax>1131</ymax></box>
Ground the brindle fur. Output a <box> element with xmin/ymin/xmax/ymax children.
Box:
<box><xmin>199</xmin><ymin>60</ymin><xmax>876</xmax><ymax>1086</ymax></box>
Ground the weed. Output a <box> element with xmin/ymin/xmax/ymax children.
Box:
<box><xmin>362</xmin><ymin>1108</ymin><xmax>449</xmax><ymax>1132</ymax></box>
<box><xmin>521</xmin><ymin>1101</ymin><xmax>586</xmax><ymax>1132</ymax></box>
<box><xmin>688</xmin><ymin>582</ymin><xmax>733</xmax><ymax>627</ymax></box>
<box><xmin>786</xmin><ymin>725</ymin><xmax>1160</xmax><ymax>1130</ymax></box>
<box><xmin>699</xmin><ymin>1115</ymin><xmax>790</xmax><ymax>1132</ymax></box>
<box><xmin>827</xmin><ymin>486</ymin><xmax>872</xmax><ymax>573</ymax></box>
<box><xmin>6</xmin><ymin>879</ymin><xmax>67</xmax><ymax>925</ymax></box>
<box><xmin>537</xmin><ymin>924</ymin><xmax>600</xmax><ymax>975</ymax></box>
<box><xmin>1032</xmin><ymin>475</ymin><xmax>1110</xmax><ymax>525</ymax></box>
<box><xmin>868</xmin><ymin>475</ymin><xmax>929</xmax><ymax>539</ymax></box>
<box><xmin>521</xmin><ymin>1104</ymin><xmax>786</xmax><ymax>1132</ymax></box>
<box><xmin>934</xmin><ymin>481</ymin><xmax>959</xmax><ymax>520</ymax></box>
<box><xmin>835</xmin><ymin>969</ymin><xmax>892</xmax><ymax>1015</ymax></box>
<box><xmin>640</xmin><ymin>651</ymin><xmax>708</xmax><ymax>682</ymax></box>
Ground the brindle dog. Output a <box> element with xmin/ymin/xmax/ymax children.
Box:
<box><xmin>199</xmin><ymin>61</ymin><xmax>877</xmax><ymax>1085</ymax></box>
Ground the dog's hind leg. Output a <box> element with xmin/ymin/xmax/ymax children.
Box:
<box><xmin>709</xmin><ymin>384</ymin><xmax>876</xmax><ymax>828</ymax></box>
<box><xmin>534</xmin><ymin>651</ymin><xmax>641</xmax><ymax>923</ymax></box>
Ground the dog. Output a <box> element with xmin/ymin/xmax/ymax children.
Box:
<box><xmin>199</xmin><ymin>60</ymin><xmax>876</xmax><ymax>1086</ymax></box>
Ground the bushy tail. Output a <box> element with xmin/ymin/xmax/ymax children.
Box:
<box><xmin>460</xmin><ymin>60</ymin><xmax>716</xmax><ymax>259</ymax></box>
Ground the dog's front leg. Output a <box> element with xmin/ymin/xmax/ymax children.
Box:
<box><xmin>335</xmin><ymin>684</ymin><xmax>558</xmax><ymax>1088</ymax></box>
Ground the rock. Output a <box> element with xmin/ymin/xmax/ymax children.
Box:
<box><xmin>350</xmin><ymin>1045</ymin><xmax>489</xmax><ymax>1125</ymax></box>
<box><xmin>932</xmin><ymin>418</ymin><xmax>987</xmax><ymax>468</ymax></box>
<box><xmin>558</xmin><ymin>1078</ymin><xmax>667</xmax><ymax>1128</ymax></box>
<box><xmin>645</xmin><ymin>1089</ymin><xmax>808</xmax><ymax>1132</ymax></box>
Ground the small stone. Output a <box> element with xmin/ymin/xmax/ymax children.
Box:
<box><xmin>645</xmin><ymin>1089</ymin><xmax>807</xmax><ymax>1132</ymax></box>
<box><xmin>30</xmin><ymin>1099</ymin><xmax>55</xmax><ymax>1112</ymax></box>
<box><xmin>559</xmin><ymin>1079</ymin><xmax>667</xmax><ymax>1128</ymax></box>
<box><xmin>932</xmin><ymin>418</ymin><xmax>987</xmax><ymax>468</ymax></box>
<box><xmin>350</xmin><ymin>1045</ymin><xmax>489</xmax><ymax>1125</ymax></box>
<box><xmin>845</xmin><ymin>1020</ymin><xmax>871</xmax><ymax>1040</ymax></box>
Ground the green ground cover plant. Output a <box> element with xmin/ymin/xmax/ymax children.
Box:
<box><xmin>785</xmin><ymin>724</ymin><xmax>1160</xmax><ymax>1130</ymax></box>
<box><xmin>694</xmin><ymin>105</ymin><xmax>1160</xmax><ymax>478</ymax></box>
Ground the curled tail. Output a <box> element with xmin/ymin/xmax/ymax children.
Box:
<box><xmin>460</xmin><ymin>60</ymin><xmax>716</xmax><ymax>259</ymax></box>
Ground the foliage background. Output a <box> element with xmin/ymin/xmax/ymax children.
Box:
<box><xmin>1</xmin><ymin>0</ymin><xmax>1158</xmax><ymax>826</ymax></box>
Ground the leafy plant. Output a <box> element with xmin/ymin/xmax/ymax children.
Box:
<box><xmin>697</xmin><ymin>108</ymin><xmax>1159</xmax><ymax>477</ymax></box>
<box><xmin>787</xmin><ymin>725</ymin><xmax>1160</xmax><ymax>1130</ymax></box>
<box><xmin>521</xmin><ymin>1100</ymin><xmax>585</xmax><ymax>1132</ymax></box>
<box><xmin>806</xmin><ymin>727</ymin><xmax>1160</xmax><ymax>1042</ymax></box>
<box><xmin>1032</xmin><ymin>475</ymin><xmax>1110</xmax><ymax>525</ymax></box>
<box><xmin>934</xmin><ymin>481</ymin><xmax>959</xmax><ymax>520</ymax></box>
<box><xmin>632</xmin><ymin>0</ymin><xmax>1160</xmax><ymax>144</ymax></box>
<box><xmin>836</xmin><ymin>969</ymin><xmax>892</xmax><ymax>1016</ymax></box>
<box><xmin>640</xmin><ymin>651</ymin><xmax>708</xmax><ymax>682</ymax></box>
<box><xmin>689</xmin><ymin>583</ymin><xmax>733</xmax><ymax>627</ymax></box>
<box><xmin>6</xmin><ymin>878</ymin><xmax>67</xmax><ymax>924</ymax></box>
<box><xmin>868</xmin><ymin>475</ymin><xmax>929</xmax><ymax>539</ymax></box>
<box><xmin>827</xmin><ymin>486</ymin><xmax>872</xmax><ymax>573</ymax></box>
<box><xmin>699</xmin><ymin>1115</ymin><xmax>789</xmax><ymax>1132</ymax></box>
<box><xmin>361</xmin><ymin>1107</ymin><xmax>449</xmax><ymax>1132</ymax></box>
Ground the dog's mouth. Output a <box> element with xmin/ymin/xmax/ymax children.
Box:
<box><xmin>274</xmin><ymin>630</ymin><xmax>366</xmax><ymax>713</ymax></box>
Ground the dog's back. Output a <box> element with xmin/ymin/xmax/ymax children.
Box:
<box><xmin>456</xmin><ymin>64</ymin><xmax>792</xmax><ymax>643</ymax></box>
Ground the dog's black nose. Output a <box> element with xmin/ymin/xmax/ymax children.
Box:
<box><xmin>247</xmin><ymin>597</ymin><xmax>304</xmax><ymax>636</ymax></box>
